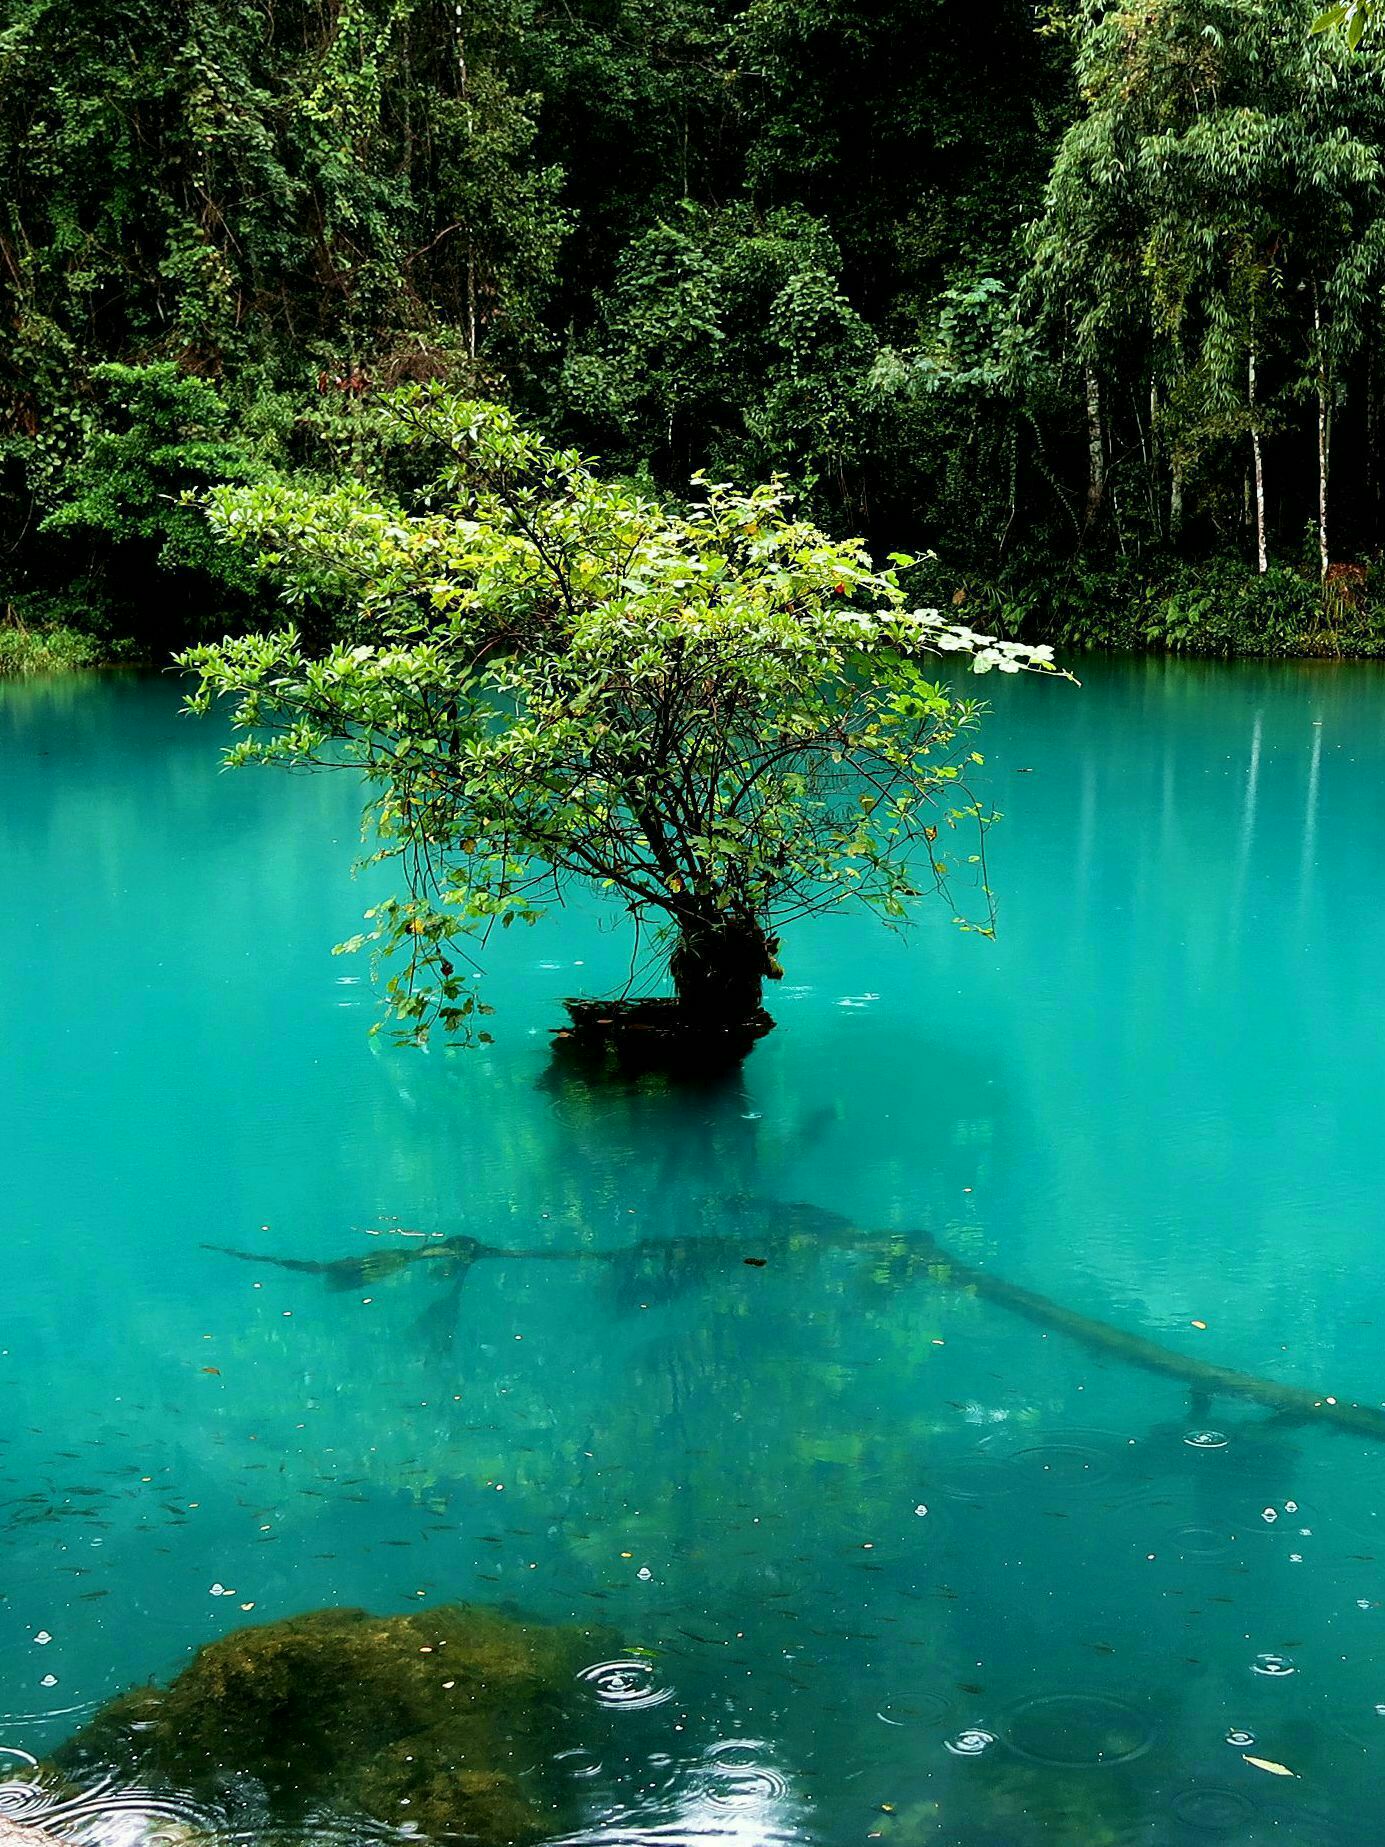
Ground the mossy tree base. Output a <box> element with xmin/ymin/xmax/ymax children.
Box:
<box><xmin>51</xmin><ymin>1603</ymin><xmax>618</xmax><ymax>1847</ymax></box>
<box><xmin>551</xmin><ymin>996</ymin><xmax>774</xmax><ymax>1080</ymax></box>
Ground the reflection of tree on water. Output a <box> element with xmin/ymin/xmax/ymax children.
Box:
<box><xmin>537</xmin><ymin>1055</ymin><xmax>765</xmax><ymax>1237</ymax></box>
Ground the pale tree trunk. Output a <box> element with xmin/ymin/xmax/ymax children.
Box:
<box><xmin>1248</xmin><ymin>343</ymin><xmax>1267</xmax><ymax>574</ymax></box>
<box><xmin>457</xmin><ymin>35</ymin><xmax>477</xmax><ymax>360</ymax></box>
<box><xmin>1083</xmin><ymin>364</ymin><xmax>1105</xmax><ymax>534</ymax></box>
<box><xmin>1314</xmin><ymin>283</ymin><xmax>1330</xmax><ymax>584</ymax></box>
<box><xmin>1170</xmin><ymin>462</ymin><xmax>1184</xmax><ymax>543</ymax></box>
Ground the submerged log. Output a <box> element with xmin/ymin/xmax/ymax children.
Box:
<box><xmin>206</xmin><ymin>1198</ymin><xmax>1385</xmax><ymax>1444</ymax></box>
<box><xmin>905</xmin><ymin>1224</ymin><xmax>1385</xmax><ymax>1440</ymax></box>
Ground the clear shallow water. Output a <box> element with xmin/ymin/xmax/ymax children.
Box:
<box><xmin>3</xmin><ymin>658</ymin><xmax>1385</xmax><ymax>1843</ymax></box>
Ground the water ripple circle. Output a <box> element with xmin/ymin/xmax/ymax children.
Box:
<box><xmin>576</xmin><ymin>1659</ymin><xmax>673</xmax><ymax>1709</ymax></box>
<box><xmin>1004</xmin><ymin>1692</ymin><xmax>1155</xmax><ymax>1766</ymax></box>
<box><xmin>1184</xmin><ymin>1430</ymin><xmax>1230</xmax><ymax>1450</ymax></box>
<box><xmin>933</xmin><ymin>1429</ymin><xmax>1135</xmax><ymax>1501</ymax></box>
<box><xmin>1005</xmin><ymin>1441</ymin><xmax>1118</xmax><ymax>1489</ymax></box>
<box><xmin>943</xmin><ymin>1728</ymin><xmax>997</xmax><ymax>1758</ymax></box>
<box><xmin>0</xmin><ymin>1777</ymin><xmax>54</xmax><ymax>1821</ymax></box>
<box><xmin>698</xmin><ymin>1740</ymin><xmax>789</xmax><ymax>1807</ymax></box>
<box><xmin>1168</xmin><ymin>1785</ymin><xmax>1256</xmax><ymax>1834</ymax></box>
<box><xmin>876</xmin><ymin>1690</ymin><xmax>954</xmax><ymax>1728</ymax></box>
<box><xmin>998</xmin><ymin>1428</ymin><xmax>1136</xmax><ymax>1492</ymax></box>
<box><xmin>554</xmin><ymin>1747</ymin><xmax>604</xmax><ymax>1780</ymax></box>
<box><xmin>0</xmin><ymin>1772</ymin><xmax>225</xmax><ymax>1840</ymax></box>
<box><xmin>1171</xmin><ymin>1523</ymin><xmax>1239</xmax><ymax>1562</ymax></box>
<box><xmin>1251</xmin><ymin>1652</ymin><xmax>1296</xmax><ymax>1678</ymax></box>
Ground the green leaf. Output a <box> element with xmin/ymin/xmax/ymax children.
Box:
<box><xmin>1310</xmin><ymin>3</ymin><xmax>1351</xmax><ymax>33</ymax></box>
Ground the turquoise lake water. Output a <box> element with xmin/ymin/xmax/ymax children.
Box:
<box><xmin>4</xmin><ymin>657</ymin><xmax>1385</xmax><ymax>1843</ymax></box>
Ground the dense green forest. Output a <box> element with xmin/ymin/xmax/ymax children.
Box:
<box><xmin>4</xmin><ymin>0</ymin><xmax>1385</xmax><ymax>664</ymax></box>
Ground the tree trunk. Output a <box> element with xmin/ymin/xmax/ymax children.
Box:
<box><xmin>669</xmin><ymin>917</ymin><xmax>782</xmax><ymax>1030</ymax></box>
<box><xmin>457</xmin><ymin>32</ymin><xmax>477</xmax><ymax>360</ymax></box>
<box><xmin>1314</xmin><ymin>283</ymin><xmax>1330</xmax><ymax>583</ymax></box>
<box><xmin>1248</xmin><ymin>342</ymin><xmax>1267</xmax><ymax>574</ymax></box>
<box><xmin>1083</xmin><ymin>363</ymin><xmax>1105</xmax><ymax>535</ymax></box>
<box><xmin>1144</xmin><ymin>377</ymin><xmax>1161</xmax><ymax>537</ymax></box>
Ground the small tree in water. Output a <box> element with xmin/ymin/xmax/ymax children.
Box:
<box><xmin>182</xmin><ymin>390</ymin><xmax>1060</xmax><ymax>1051</ymax></box>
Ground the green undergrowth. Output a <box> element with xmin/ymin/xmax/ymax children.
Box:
<box><xmin>973</xmin><ymin>557</ymin><xmax>1385</xmax><ymax>659</ymax></box>
<box><xmin>0</xmin><ymin>618</ymin><xmax>113</xmax><ymax>675</ymax></box>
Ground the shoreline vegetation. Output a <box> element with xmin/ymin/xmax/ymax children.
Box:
<box><xmin>7</xmin><ymin>562</ymin><xmax>1383</xmax><ymax>680</ymax></box>
<box><xmin>7</xmin><ymin>3</ymin><xmax>1385</xmax><ymax>670</ymax></box>
<box><xmin>0</xmin><ymin>616</ymin><xmax>108</xmax><ymax>676</ymax></box>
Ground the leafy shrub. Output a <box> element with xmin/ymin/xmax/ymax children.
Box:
<box><xmin>38</xmin><ymin>363</ymin><xmax>267</xmax><ymax>588</ymax></box>
<box><xmin>969</xmin><ymin>556</ymin><xmax>1385</xmax><ymax>658</ymax></box>
<box><xmin>0</xmin><ymin>617</ymin><xmax>106</xmax><ymax>675</ymax></box>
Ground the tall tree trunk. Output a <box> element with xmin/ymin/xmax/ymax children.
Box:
<box><xmin>1170</xmin><ymin>460</ymin><xmax>1184</xmax><ymax>544</ymax></box>
<box><xmin>669</xmin><ymin>917</ymin><xmax>781</xmax><ymax>1030</ymax></box>
<box><xmin>1248</xmin><ymin>342</ymin><xmax>1267</xmax><ymax>574</ymax></box>
<box><xmin>457</xmin><ymin>32</ymin><xmax>477</xmax><ymax>360</ymax></box>
<box><xmin>1370</xmin><ymin>328</ymin><xmax>1380</xmax><ymax>534</ymax></box>
<box><xmin>1314</xmin><ymin>282</ymin><xmax>1330</xmax><ymax>583</ymax></box>
<box><xmin>1146</xmin><ymin>377</ymin><xmax>1162</xmax><ymax>537</ymax></box>
<box><xmin>1083</xmin><ymin>364</ymin><xmax>1105</xmax><ymax>535</ymax></box>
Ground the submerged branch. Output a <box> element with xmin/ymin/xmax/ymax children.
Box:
<box><xmin>204</xmin><ymin>1203</ymin><xmax>1385</xmax><ymax>1442</ymax></box>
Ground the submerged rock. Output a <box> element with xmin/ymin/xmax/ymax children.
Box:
<box><xmin>0</xmin><ymin>1820</ymin><xmax>68</xmax><ymax>1847</ymax></box>
<box><xmin>51</xmin><ymin>1603</ymin><xmax>616</xmax><ymax>1846</ymax></box>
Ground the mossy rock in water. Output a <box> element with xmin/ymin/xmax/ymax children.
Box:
<box><xmin>52</xmin><ymin>1603</ymin><xmax>616</xmax><ymax>1845</ymax></box>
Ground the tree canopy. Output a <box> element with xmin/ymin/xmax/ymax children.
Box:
<box><xmin>181</xmin><ymin>391</ymin><xmax>1060</xmax><ymax>1045</ymax></box>
<box><xmin>6</xmin><ymin>0</ymin><xmax>1385</xmax><ymax>659</ymax></box>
